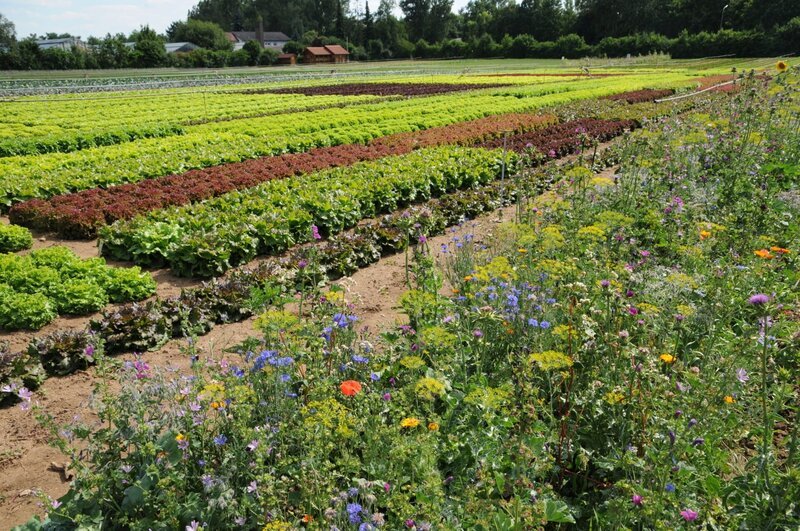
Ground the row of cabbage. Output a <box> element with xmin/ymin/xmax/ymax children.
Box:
<box><xmin>99</xmin><ymin>146</ymin><xmax>513</xmax><ymax>278</ymax></box>
<box><xmin>0</xmin><ymin>72</ymin><xmax>696</xmax><ymax>208</ymax></box>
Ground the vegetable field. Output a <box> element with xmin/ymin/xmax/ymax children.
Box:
<box><xmin>0</xmin><ymin>59</ymin><xmax>797</xmax><ymax>530</ymax></box>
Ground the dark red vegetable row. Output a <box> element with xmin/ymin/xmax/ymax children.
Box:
<box><xmin>602</xmin><ymin>88</ymin><xmax>675</xmax><ymax>104</ymax></box>
<box><xmin>9</xmin><ymin>113</ymin><xmax>556</xmax><ymax>239</ymax></box>
<box><xmin>478</xmin><ymin>118</ymin><xmax>638</xmax><ymax>156</ymax></box>
<box><xmin>253</xmin><ymin>82</ymin><xmax>512</xmax><ymax>97</ymax></box>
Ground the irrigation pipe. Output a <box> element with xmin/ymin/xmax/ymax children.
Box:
<box><xmin>655</xmin><ymin>79</ymin><xmax>737</xmax><ymax>102</ymax></box>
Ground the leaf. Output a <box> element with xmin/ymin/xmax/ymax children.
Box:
<box><xmin>543</xmin><ymin>499</ymin><xmax>575</xmax><ymax>524</ymax></box>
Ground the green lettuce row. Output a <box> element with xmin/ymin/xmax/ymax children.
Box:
<box><xmin>100</xmin><ymin>146</ymin><xmax>516</xmax><ymax>278</ymax></box>
<box><xmin>0</xmin><ymin>73</ymin><xmax>695</xmax><ymax>208</ymax></box>
<box><xmin>0</xmin><ymin>247</ymin><xmax>156</xmax><ymax>331</ymax></box>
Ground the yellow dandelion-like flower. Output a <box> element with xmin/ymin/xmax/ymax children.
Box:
<box><xmin>699</xmin><ymin>230</ymin><xmax>711</xmax><ymax>240</ymax></box>
<box><xmin>754</xmin><ymin>249</ymin><xmax>774</xmax><ymax>259</ymax></box>
<box><xmin>660</xmin><ymin>354</ymin><xmax>676</xmax><ymax>364</ymax></box>
<box><xmin>428</xmin><ymin>422</ymin><xmax>440</xmax><ymax>431</ymax></box>
<box><xmin>400</xmin><ymin>417</ymin><xmax>421</xmax><ymax>429</ymax></box>
<box><xmin>175</xmin><ymin>433</ymin><xmax>186</xmax><ymax>442</ymax></box>
<box><xmin>777</xmin><ymin>61</ymin><xmax>788</xmax><ymax>72</ymax></box>
<box><xmin>724</xmin><ymin>395</ymin><xmax>735</xmax><ymax>404</ymax></box>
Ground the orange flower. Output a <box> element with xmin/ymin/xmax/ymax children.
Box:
<box><xmin>777</xmin><ymin>61</ymin><xmax>788</xmax><ymax>72</ymax></box>
<box><xmin>699</xmin><ymin>230</ymin><xmax>711</xmax><ymax>240</ymax></box>
<box><xmin>770</xmin><ymin>246</ymin><xmax>790</xmax><ymax>255</ymax></box>
<box><xmin>302</xmin><ymin>514</ymin><xmax>314</xmax><ymax>523</ymax></box>
<box><xmin>754</xmin><ymin>249</ymin><xmax>773</xmax><ymax>259</ymax></box>
<box><xmin>340</xmin><ymin>380</ymin><xmax>362</xmax><ymax>397</ymax></box>
<box><xmin>724</xmin><ymin>395</ymin><xmax>735</xmax><ymax>404</ymax></box>
<box><xmin>428</xmin><ymin>422</ymin><xmax>440</xmax><ymax>431</ymax></box>
<box><xmin>660</xmin><ymin>354</ymin><xmax>676</xmax><ymax>364</ymax></box>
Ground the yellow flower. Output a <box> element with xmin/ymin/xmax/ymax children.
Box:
<box><xmin>660</xmin><ymin>354</ymin><xmax>676</xmax><ymax>364</ymax></box>
<box><xmin>428</xmin><ymin>422</ymin><xmax>439</xmax><ymax>431</ymax></box>
<box><xmin>699</xmin><ymin>230</ymin><xmax>711</xmax><ymax>240</ymax></box>
<box><xmin>777</xmin><ymin>61</ymin><xmax>788</xmax><ymax>72</ymax></box>
<box><xmin>400</xmin><ymin>417</ymin><xmax>421</xmax><ymax>429</ymax></box>
<box><xmin>517</xmin><ymin>248</ymin><xmax>527</xmax><ymax>253</ymax></box>
<box><xmin>175</xmin><ymin>433</ymin><xmax>186</xmax><ymax>442</ymax></box>
<box><xmin>724</xmin><ymin>395</ymin><xmax>735</xmax><ymax>404</ymax></box>
<box><xmin>754</xmin><ymin>249</ymin><xmax>774</xmax><ymax>259</ymax></box>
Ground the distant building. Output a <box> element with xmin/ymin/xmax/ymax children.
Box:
<box><xmin>226</xmin><ymin>31</ymin><xmax>291</xmax><ymax>51</ymax></box>
<box><xmin>35</xmin><ymin>37</ymin><xmax>85</xmax><ymax>51</ymax></box>
<box><xmin>165</xmin><ymin>42</ymin><xmax>200</xmax><ymax>54</ymax></box>
<box><xmin>277</xmin><ymin>53</ymin><xmax>297</xmax><ymax>65</ymax></box>
<box><xmin>123</xmin><ymin>41</ymin><xmax>201</xmax><ymax>54</ymax></box>
<box><xmin>303</xmin><ymin>45</ymin><xmax>349</xmax><ymax>64</ymax></box>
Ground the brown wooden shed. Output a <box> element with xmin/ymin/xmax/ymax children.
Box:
<box><xmin>323</xmin><ymin>45</ymin><xmax>350</xmax><ymax>63</ymax></box>
<box><xmin>277</xmin><ymin>53</ymin><xmax>297</xmax><ymax>65</ymax></box>
<box><xmin>303</xmin><ymin>47</ymin><xmax>332</xmax><ymax>64</ymax></box>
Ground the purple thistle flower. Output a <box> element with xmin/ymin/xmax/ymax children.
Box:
<box><xmin>680</xmin><ymin>509</ymin><xmax>699</xmax><ymax>521</ymax></box>
<box><xmin>748</xmin><ymin>293</ymin><xmax>770</xmax><ymax>305</ymax></box>
<box><xmin>473</xmin><ymin>329</ymin><xmax>483</xmax><ymax>338</ymax></box>
<box><xmin>311</xmin><ymin>225</ymin><xmax>321</xmax><ymax>240</ymax></box>
<box><xmin>631</xmin><ymin>494</ymin><xmax>643</xmax><ymax>506</ymax></box>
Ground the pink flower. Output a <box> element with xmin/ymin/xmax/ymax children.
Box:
<box><xmin>680</xmin><ymin>509</ymin><xmax>699</xmax><ymax>521</ymax></box>
<box><xmin>311</xmin><ymin>225</ymin><xmax>321</xmax><ymax>240</ymax></box>
<box><xmin>631</xmin><ymin>494</ymin><xmax>643</xmax><ymax>506</ymax></box>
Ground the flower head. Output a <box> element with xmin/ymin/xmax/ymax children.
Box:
<box><xmin>660</xmin><ymin>353</ymin><xmax>676</xmax><ymax>364</ymax></box>
<box><xmin>311</xmin><ymin>225</ymin><xmax>321</xmax><ymax>240</ymax></box>
<box><xmin>736</xmin><ymin>368</ymin><xmax>749</xmax><ymax>383</ymax></box>
<box><xmin>631</xmin><ymin>494</ymin><xmax>643</xmax><ymax>506</ymax></box>
<box><xmin>680</xmin><ymin>509</ymin><xmax>699</xmax><ymax>521</ymax></box>
<box><xmin>777</xmin><ymin>61</ymin><xmax>788</xmax><ymax>72</ymax></box>
<box><xmin>400</xmin><ymin>417</ymin><xmax>421</xmax><ymax>429</ymax></box>
<box><xmin>340</xmin><ymin>380</ymin><xmax>362</xmax><ymax>397</ymax></box>
<box><xmin>748</xmin><ymin>293</ymin><xmax>770</xmax><ymax>305</ymax></box>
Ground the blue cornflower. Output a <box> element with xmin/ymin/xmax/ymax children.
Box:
<box><xmin>352</xmin><ymin>354</ymin><xmax>370</xmax><ymax>364</ymax></box>
<box><xmin>546</xmin><ymin>298</ymin><xmax>556</xmax><ymax>304</ymax></box>
<box><xmin>321</xmin><ymin>326</ymin><xmax>333</xmax><ymax>342</ymax></box>
<box><xmin>213</xmin><ymin>434</ymin><xmax>227</xmax><ymax>446</ymax></box>
<box><xmin>348</xmin><ymin>487</ymin><xmax>359</xmax><ymax>497</ymax></box>
<box><xmin>370</xmin><ymin>372</ymin><xmax>380</xmax><ymax>381</ymax></box>
<box><xmin>528</xmin><ymin>318</ymin><xmax>539</xmax><ymax>327</ymax></box>
<box><xmin>665</xmin><ymin>483</ymin><xmax>675</xmax><ymax>492</ymax></box>
<box><xmin>231</xmin><ymin>366</ymin><xmax>245</xmax><ymax>378</ymax></box>
<box><xmin>540</xmin><ymin>321</ymin><xmax>551</xmax><ymax>329</ymax></box>
<box><xmin>280</xmin><ymin>374</ymin><xmax>291</xmax><ymax>382</ymax></box>
<box><xmin>268</xmin><ymin>356</ymin><xmax>294</xmax><ymax>367</ymax></box>
<box><xmin>252</xmin><ymin>350</ymin><xmax>277</xmax><ymax>371</ymax></box>
<box><xmin>346</xmin><ymin>503</ymin><xmax>363</xmax><ymax>524</ymax></box>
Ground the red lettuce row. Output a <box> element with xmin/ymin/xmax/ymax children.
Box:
<box><xmin>478</xmin><ymin>118</ymin><xmax>638</xmax><ymax>156</ymax></box>
<box><xmin>249</xmin><ymin>82</ymin><xmax>512</xmax><ymax>97</ymax></box>
<box><xmin>9</xmin><ymin>113</ymin><xmax>556</xmax><ymax>239</ymax></box>
<box><xmin>602</xmin><ymin>88</ymin><xmax>675</xmax><ymax>104</ymax></box>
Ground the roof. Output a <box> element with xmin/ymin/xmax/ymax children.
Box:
<box><xmin>35</xmin><ymin>38</ymin><xmax>76</xmax><ymax>45</ymax></box>
<box><xmin>229</xmin><ymin>31</ymin><xmax>290</xmax><ymax>43</ymax></box>
<box><xmin>324</xmin><ymin>45</ymin><xmax>350</xmax><ymax>55</ymax></box>
<box><xmin>165</xmin><ymin>42</ymin><xmax>200</xmax><ymax>53</ymax></box>
<box><xmin>305</xmin><ymin>47</ymin><xmax>332</xmax><ymax>56</ymax></box>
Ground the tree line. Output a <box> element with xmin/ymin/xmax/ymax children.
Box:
<box><xmin>1</xmin><ymin>0</ymin><xmax>799</xmax><ymax>70</ymax></box>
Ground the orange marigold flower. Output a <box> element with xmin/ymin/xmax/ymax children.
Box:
<box><xmin>660</xmin><ymin>354</ymin><xmax>676</xmax><ymax>364</ymax></box>
<box><xmin>724</xmin><ymin>395</ymin><xmax>735</xmax><ymax>404</ymax></box>
<box><xmin>699</xmin><ymin>230</ymin><xmax>711</xmax><ymax>240</ymax></box>
<box><xmin>400</xmin><ymin>417</ymin><xmax>420</xmax><ymax>429</ymax></box>
<box><xmin>340</xmin><ymin>380</ymin><xmax>362</xmax><ymax>397</ymax></box>
<box><xmin>428</xmin><ymin>422</ymin><xmax>440</xmax><ymax>431</ymax></box>
<box><xmin>302</xmin><ymin>514</ymin><xmax>314</xmax><ymax>523</ymax></box>
<box><xmin>754</xmin><ymin>249</ymin><xmax>773</xmax><ymax>259</ymax></box>
<box><xmin>770</xmin><ymin>246</ymin><xmax>790</xmax><ymax>254</ymax></box>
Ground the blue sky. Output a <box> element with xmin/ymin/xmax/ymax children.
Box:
<box><xmin>3</xmin><ymin>0</ymin><xmax>471</xmax><ymax>40</ymax></box>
